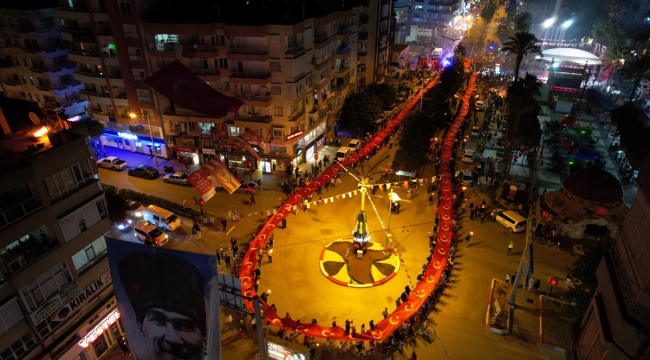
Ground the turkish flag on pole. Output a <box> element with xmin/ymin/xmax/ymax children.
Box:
<box><xmin>187</xmin><ymin>170</ymin><xmax>216</xmax><ymax>202</ymax></box>
<box><xmin>201</xmin><ymin>159</ymin><xmax>241</xmax><ymax>194</ymax></box>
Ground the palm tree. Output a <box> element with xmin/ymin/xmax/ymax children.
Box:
<box><xmin>617</xmin><ymin>55</ymin><xmax>650</xmax><ymax>102</ymax></box>
<box><xmin>513</xmin><ymin>12</ymin><xmax>534</xmax><ymax>33</ymax></box>
<box><xmin>501</xmin><ymin>32</ymin><xmax>542</xmax><ymax>81</ymax></box>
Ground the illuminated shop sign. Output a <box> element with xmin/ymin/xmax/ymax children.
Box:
<box><xmin>286</xmin><ymin>131</ymin><xmax>303</xmax><ymax>140</ymax></box>
<box><xmin>78</xmin><ymin>309</ymin><xmax>120</xmax><ymax>348</ymax></box>
<box><xmin>117</xmin><ymin>132</ymin><xmax>138</xmax><ymax>140</ymax></box>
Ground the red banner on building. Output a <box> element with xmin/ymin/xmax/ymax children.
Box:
<box><xmin>201</xmin><ymin>159</ymin><xmax>241</xmax><ymax>194</ymax></box>
<box><xmin>144</xmin><ymin>60</ymin><xmax>244</xmax><ymax>118</ymax></box>
<box><xmin>188</xmin><ymin>170</ymin><xmax>216</xmax><ymax>202</ymax></box>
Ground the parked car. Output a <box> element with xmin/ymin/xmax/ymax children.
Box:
<box><xmin>462</xmin><ymin>150</ymin><xmax>475</xmax><ymax>163</ymax></box>
<box><xmin>347</xmin><ymin>139</ymin><xmax>361</xmax><ymax>151</ymax></box>
<box><xmin>471</xmin><ymin>126</ymin><xmax>481</xmax><ymax>137</ymax></box>
<box><xmin>475</xmin><ymin>100</ymin><xmax>484</xmax><ymax>111</ymax></box>
<box><xmin>163</xmin><ymin>172</ymin><xmax>190</xmax><ymax>186</ymax></box>
<box><xmin>96</xmin><ymin>156</ymin><xmax>128</xmax><ymax>171</ymax></box>
<box><xmin>455</xmin><ymin>170</ymin><xmax>474</xmax><ymax>185</ymax></box>
<box><xmin>134</xmin><ymin>221</ymin><xmax>168</xmax><ymax>246</ymax></box>
<box><xmin>127</xmin><ymin>165</ymin><xmax>159</xmax><ymax>179</ymax></box>
<box><xmin>127</xmin><ymin>201</ymin><xmax>145</xmax><ymax>218</ymax></box>
<box><xmin>115</xmin><ymin>218</ymin><xmax>133</xmax><ymax>231</ymax></box>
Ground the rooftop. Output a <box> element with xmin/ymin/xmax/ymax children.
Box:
<box><xmin>144</xmin><ymin>0</ymin><xmax>363</xmax><ymax>25</ymax></box>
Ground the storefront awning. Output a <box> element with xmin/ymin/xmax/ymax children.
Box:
<box><xmin>173</xmin><ymin>146</ymin><xmax>198</xmax><ymax>153</ymax></box>
<box><xmin>145</xmin><ymin>60</ymin><xmax>244</xmax><ymax>118</ymax></box>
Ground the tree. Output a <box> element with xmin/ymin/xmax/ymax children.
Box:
<box><xmin>501</xmin><ymin>32</ymin><xmax>542</xmax><ymax>81</ymax></box>
<box><xmin>513</xmin><ymin>12</ymin><xmax>533</xmax><ymax>33</ymax></box>
<box><xmin>617</xmin><ymin>55</ymin><xmax>650</xmax><ymax>102</ymax></box>
<box><xmin>339</xmin><ymin>92</ymin><xmax>382</xmax><ymax>135</ymax></box>
<box><xmin>504</xmin><ymin>74</ymin><xmax>542</xmax><ymax>174</ymax></box>
<box><xmin>565</xmin><ymin>241</ymin><xmax>607</xmax><ymax>317</ymax></box>
<box><xmin>604</xmin><ymin>42</ymin><xmax>627</xmax><ymax>90</ymax></box>
<box><xmin>103</xmin><ymin>185</ymin><xmax>130</xmax><ymax>224</ymax></box>
<box><xmin>505</xmin><ymin>0</ymin><xmax>517</xmax><ymax>20</ymax></box>
<box><xmin>481</xmin><ymin>0</ymin><xmax>498</xmax><ymax>21</ymax></box>
<box><xmin>394</xmin><ymin>111</ymin><xmax>439</xmax><ymax>170</ymax></box>
<box><xmin>454</xmin><ymin>42</ymin><xmax>467</xmax><ymax>58</ymax></box>
<box><xmin>84</xmin><ymin>119</ymin><xmax>106</xmax><ymax>157</ymax></box>
<box><xmin>366</xmin><ymin>83</ymin><xmax>397</xmax><ymax>110</ymax></box>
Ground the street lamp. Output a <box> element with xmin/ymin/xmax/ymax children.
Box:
<box><xmin>560</xmin><ymin>19</ymin><xmax>573</xmax><ymax>46</ymax></box>
<box><xmin>542</xmin><ymin>18</ymin><xmax>555</xmax><ymax>49</ymax></box>
<box><xmin>338</xmin><ymin>155</ymin><xmax>392</xmax><ymax>251</ymax></box>
<box><xmin>129</xmin><ymin>112</ymin><xmax>159</xmax><ymax>168</ymax></box>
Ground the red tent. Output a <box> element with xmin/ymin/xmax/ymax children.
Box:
<box><xmin>144</xmin><ymin>60</ymin><xmax>244</xmax><ymax>118</ymax></box>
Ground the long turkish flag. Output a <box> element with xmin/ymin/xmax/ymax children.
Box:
<box><xmin>201</xmin><ymin>159</ymin><xmax>241</xmax><ymax>194</ymax></box>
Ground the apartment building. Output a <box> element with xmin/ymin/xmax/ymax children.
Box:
<box><xmin>143</xmin><ymin>3</ymin><xmax>363</xmax><ymax>172</ymax></box>
<box><xmin>405</xmin><ymin>0</ymin><xmax>461</xmax><ymax>34</ymax></box>
<box><xmin>570</xmin><ymin>154</ymin><xmax>650</xmax><ymax>359</ymax></box>
<box><xmin>0</xmin><ymin>3</ymin><xmax>88</xmax><ymax>118</ymax></box>
<box><xmin>53</xmin><ymin>0</ymin><xmax>168</xmax><ymax>159</ymax></box>
<box><xmin>0</xmin><ymin>106</ymin><xmax>116</xmax><ymax>360</ymax></box>
<box><xmin>356</xmin><ymin>0</ymin><xmax>394</xmax><ymax>88</ymax></box>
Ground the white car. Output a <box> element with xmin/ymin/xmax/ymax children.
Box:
<box><xmin>462</xmin><ymin>150</ymin><xmax>475</xmax><ymax>163</ymax></box>
<box><xmin>347</xmin><ymin>139</ymin><xmax>361</xmax><ymax>151</ymax></box>
<box><xmin>127</xmin><ymin>201</ymin><xmax>145</xmax><ymax>218</ymax></box>
<box><xmin>96</xmin><ymin>156</ymin><xmax>128</xmax><ymax>171</ymax></box>
<box><xmin>471</xmin><ymin>126</ymin><xmax>481</xmax><ymax>137</ymax></box>
<box><xmin>475</xmin><ymin>100</ymin><xmax>484</xmax><ymax>111</ymax></box>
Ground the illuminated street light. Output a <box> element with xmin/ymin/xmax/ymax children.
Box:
<box><xmin>562</xmin><ymin>19</ymin><xmax>573</xmax><ymax>29</ymax></box>
<box><xmin>542</xmin><ymin>18</ymin><xmax>555</xmax><ymax>28</ymax></box>
<box><xmin>129</xmin><ymin>112</ymin><xmax>159</xmax><ymax>168</ymax></box>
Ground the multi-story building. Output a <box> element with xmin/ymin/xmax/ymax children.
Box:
<box><xmin>0</xmin><ymin>104</ymin><xmax>116</xmax><ymax>360</ymax></box>
<box><xmin>53</xmin><ymin>0</ymin><xmax>168</xmax><ymax>159</ymax></box>
<box><xmin>402</xmin><ymin>0</ymin><xmax>461</xmax><ymax>41</ymax></box>
<box><xmin>0</xmin><ymin>3</ymin><xmax>87</xmax><ymax>118</ymax></box>
<box><xmin>356</xmin><ymin>0</ymin><xmax>394</xmax><ymax>88</ymax></box>
<box><xmin>142</xmin><ymin>3</ymin><xmax>363</xmax><ymax>172</ymax></box>
<box><xmin>571</xmin><ymin>154</ymin><xmax>650</xmax><ymax>359</ymax></box>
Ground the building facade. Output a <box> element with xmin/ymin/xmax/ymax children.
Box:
<box><xmin>54</xmin><ymin>0</ymin><xmax>167</xmax><ymax>159</ymax></box>
<box><xmin>0</xmin><ymin>6</ymin><xmax>87</xmax><ymax>117</ymax></box>
<box><xmin>356</xmin><ymin>0</ymin><xmax>394</xmax><ymax>89</ymax></box>
<box><xmin>571</xmin><ymin>155</ymin><xmax>650</xmax><ymax>359</ymax></box>
<box><xmin>143</xmin><ymin>6</ymin><xmax>363</xmax><ymax>172</ymax></box>
<box><xmin>0</xmin><ymin>115</ymin><xmax>116</xmax><ymax>359</ymax></box>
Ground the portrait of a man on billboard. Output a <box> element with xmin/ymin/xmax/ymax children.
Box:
<box><xmin>106</xmin><ymin>238</ymin><xmax>217</xmax><ymax>360</ymax></box>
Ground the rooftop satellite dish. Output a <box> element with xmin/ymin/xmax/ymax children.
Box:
<box><xmin>28</xmin><ymin>112</ymin><xmax>41</xmax><ymax>125</ymax></box>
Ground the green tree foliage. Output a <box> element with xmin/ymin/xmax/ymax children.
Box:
<box><xmin>482</xmin><ymin>0</ymin><xmax>498</xmax><ymax>21</ymax></box>
<box><xmin>565</xmin><ymin>241</ymin><xmax>607</xmax><ymax>317</ymax></box>
<box><xmin>501</xmin><ymin>31</ymin><xmax>542</xmax><ymax>81</ymax></box>
<box><xmin>83</xmin><ymin>119</ymin><xmax>106</xmax><ymax>157</ymax></box>
<box><xmin>103</xmin><ymin>184</ymin><xmax>130</xmax><ymax>224</ymax></box>
<box><xmin>339</xmin><ymin>92</ymin><xmax>382</xmax><ymax>134</ymax></box>
<box><xmin>504</xmin><ymin>74</ymin><xmax>542</xmax><ymax>173</ymax></box>
<box><xmin>366</xmin><ymin>83</ymin><xmax>397</xmax><ymax>110</ymax></box>
<box><xmin>505</xmin><ymin>0</ymin><xmax>517</xmax><ymax>19</ymax></box>
<box><xmin>394</xmin><ymin>111</ymin><xmax>438</xmax><ymax>170</ymax></box>
<box><xmin>617</xmin><ymin>55</ymin><xmax>650</xmax><ymax>102</ymax></box>
<box><xmin>513</xmin><ymin>12</ymin><xmax>533</xmax><ymax>33</ymax></box>
<box><xmin>454</xmin><ymin>43</ymin><xmax>467</xmax><ymax>58</ymax></box>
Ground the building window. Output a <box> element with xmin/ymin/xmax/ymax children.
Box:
<box><xmin>273</xmin><ymin>105</ymin><xmax>283</xmax><ymax>116</ymax></box>
<box><xmin>44</xmin><ymin>160</ymin><xmax>95</xmax><ymax>201</ymax></box>
<box><xmin>96</xmin><ymin>199</ymin><xmax>107</xmax><ymax>218</ymax></box>
<box><xmin>187</xmin><ymin>122</ymin><xmax>196</xmax><ymax>132</ymax></box>
<box><xmin>214</xmin><ymin>58</ymin><xmax>228</xmax><ymax>69</ymax></box>
<box><xmin>228</xmin><ymin>126</ymin><xmax>240</xmax><ymax>136</ymax></box>
<box><xmin>137</xmin><ymin>89</ymin><xmax>150</xmax><ymax>102</ymax></box>
<box><xmin>0</xmin><ymin>299</ymin><xmax>23</xmax><ymax>337</ymax></box>
<box><xmin>0</xmin><ymin>333</ymin><xmax>37</xmax><ymax>360</ymax></box>
<box><xmin>72</xmin><ymin>236</ymin><xmax>107</xmax><ymax>273</ymax></box>
<box><xmin>119</xmin><ymin>1</ymin><xmax>133</xmax><ymax>16</ymax></box>
<box><xmin>123</xmin><ymin>24</ymin><xmax>137</xmax><ymax>39</ymax></box>
<box><xmin>216</xmin><ymin>35</ymin><xmax>225</xmax><ymax>45</ymax></box>
<box><xmin>19</xmin><ymin>261</ymin><xmax>72</xmax><ymax>313</ymax></box>
<box><xmin>59</xmin><ymin>197</ymin><xmax>106</xmax><ymax>242</ymax></box>
<box><xmin>142</xmin><ymin>108</ymin><xmax>154</xmax><ymax>121</ymax></box>
<box><xmin>273</xmin><ymin>129</ymin><xmax>284</xmax><ymax>139</ymax></box>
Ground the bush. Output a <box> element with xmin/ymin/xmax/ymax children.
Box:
<box><xmin>102</xmin><ymin>184</ymin><xmax>201</xmax><ymax>219</ymax></box>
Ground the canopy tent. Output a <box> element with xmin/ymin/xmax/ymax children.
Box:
<box><xmin>539</xmin><ymin>48</ymin><xmax>602</xmax><ymax>66</ymax></box>
<box><xmin>144</xmin><ymin>60</ymin><xmax>244</xmax><ymax>118</ymax></box>
<box><xmin>554</xmin><ymin>101</ymin><xmax>574</xmax><ymax>114</ymax></box>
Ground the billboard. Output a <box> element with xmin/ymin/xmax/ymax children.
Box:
<box><xmin>267</xmin><ymin>341</ymin><xmax>308</xmax><ymax>360</ymax></box>
<box><xmin>106</xmin><ymin>238</ymin><xmax>217</xmax><ymax>360</ymax></box>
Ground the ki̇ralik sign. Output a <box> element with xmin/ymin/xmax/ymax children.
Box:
<box><xmin>29</xmin><ymin>281</ymin><xmax>80</xmax><ymax>324</ymax></box>
<box><xmin>50</xmin><ymin>270</ymin><xmax>112</xmax><ymax>323</ymax></box>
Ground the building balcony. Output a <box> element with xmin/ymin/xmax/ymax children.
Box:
<box><xmin>3</xmin><ymin>81</ymin><xmax>25</xmax><ymax>90</ymax></box>
<box><xmin>360</xmin><ymin>15</ymin><xmax>369</xmax><ymax>24</ymax></box>
<box><xmin>358</xmin><ymin>47</ymin><xmax>368</xmax><ymax>56</ymax></box>
<box><xmin>0</xmin><ymin>195</ymin><xmax>45</xmax><ymax>231</ymax></box>
<box><xmin>234</xmin><ymin>114</ymin><xmax>273</xmax><ymax>129</ymax></box>
<box><xmin>335</xmin><ymin>28</ymin><xmax>352</xmax><ymax>41</ymax></box>
<box><xmin>288</xmin><ymin>109</ymin><xmax>306</xmax><ymax>122</ymax></box>
<box><xmin>335</xmin><ymin>64</ymin><xmax>351</xmax><ymax>77</ymax></box>
<box><xmin>313</xmin><ymin>56</ymin><xmax>332</xmax><ymax>71</ymax></box>
<box><xmin>79</xmin><ymin>89</ymin><xmax>128</xmax><ymax>106</ymax></box>
<box><xmin>0</xmin><ymin>236</ymin><xmax>59</xmax><ymax>277</ymax></box>
<box><xmin>68</xmin><ymin>50</ymin><xmax>119</xmax><ymax>66</ymax></box>
<box><xmin>74</xmin><ymin>71</ymin><xmax>124</xmax><ymax>87</ymax></box>
<box><xmin>359</xmin><ymin>31</ymin><xmax>369</xmax><ymax>41</ymax></box>
<box><xmin>314</xmin><ymin>34</ymin><xmax>331</xmax><ymax>49</ymax></box>
<box><xmin>334</xmin><ymin>82</ymin><xmax>350</xmax><ymax>95</ymax></box>
<box><xmin>31</xmin><ymin>62</ymin><xmax>77</xmax><ymax>76</ymax></box>
<box><xmin>234</xmin><ymin>93</ymin><xmax>272</xmax><ymax>106</ymax></box>
<box><xmin>189</xmin><ymin>67</ymin><xmax>221</xmax><ymax>81</ymax></box>
<box><xmin>227</xmin><ymin>48</ymin><xmax>270</xmax><ymax>62</ymax></box>
<box><xmin>162</xmin><ymin>107</ymin><xmax>215</xmax><ymax>125</ymax></box>
<box><xmin>60</xmin><ymin>29</ymin><xmax>95</xmax><ymax>42</ymax></box>
<box><xmin>358</xmin><ymin>63</ymin><xmax>367</xmax><ymax>72</ymax></box>
<box><xmin>195</xmin><ymin>45</ymin><xmax>218</xmax><ymax>56</ymax></box>
<box><xmin>336</xmin><ymin>44</ymin><xmax>352</xmax><ymax>55</ymax></box>
<box><xmin>229</xmin><ymin>71</ymin><xmax>272</xmax><ymax>85</ymax></box>
<box><xmin>24</xmin><ymin>44</ymin><xmax>71</xmax><ymax>56</ymax></box>
<box><xmin>285</xmin><ymin>45</ymin><xmax>306</xmax><ymax>59</ymax></box>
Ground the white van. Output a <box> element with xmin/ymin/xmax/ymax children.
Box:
<box><xmin>495</xmin><ymin>210</ymin><xmax>526</xmax><ymax>233</ymax></box>
<box><xmin>142</xmin><ymin>205</ymin><xmax>180</xmax><ymax>231</ymax></box>
<box><xmin>335</xmin><ymin>147</ymin><xmax>350</xmax><ymax>162</ymax></box>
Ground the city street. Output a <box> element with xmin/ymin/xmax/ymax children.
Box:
<box><xmin>101</xmin><ymin>82</ymin><xmax>575</xmax><ymax>360</ymax></box>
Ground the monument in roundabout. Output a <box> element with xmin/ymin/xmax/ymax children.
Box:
<box><xmin>319</xmin><ymin>156</ymin><xmax>401</xmax><ymax>288</ymax></box>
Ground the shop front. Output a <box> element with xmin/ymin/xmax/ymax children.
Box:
<box><xmin>100</xmin><ymin>129</ymin><xmax>168</xmax><ymax>159</ymax></box>
<box><xmin>292</xmin><ymin>122</ymin><xmax>327</xmax><ymax>167</ymax></box>
<box><xmin>201</xmin><ymin>148</ymin><xmax>217</xmax><ymax>163</ymax></box>
<box><xmin>172</xmin><ymin>146</ymin><xmax>200</xmax><ymax>165</ymax></box>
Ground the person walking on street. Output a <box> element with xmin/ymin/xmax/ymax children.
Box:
<box><xmin>221</xmin><ymin>217</ymin><xmax>228</xmax><ymax>232</ymax></box>
<box><xmin>281</xmin><ymin>217</ymin><xmax>287</xmax><ymax>229</ymax></box>
<box><xmin>465</xmin><ymin>232</ymin><xmax>472</xmax><ymax>247</ymax></box>
<box><xmin>508</xmin><ymin>241</ymin><xmax>514</xmax><ymax>255</ymax></box>
<box><xmin>224</xmin><ymin>254</ymin><xmax>231</xmax><ymax>270</ymax></box>
<box><xmin>382</xmin><ymin>308</ymin><xmax>389</xmax><ymax>318</ymax></box>
<box><xmin>506</xmin><ymin>273</ymin><xmax>511</xmax><ymax>284</ymax></box>
<box><xmin>226</xmin><ymin>313</ymin><xmax>234</xmax><ymax>329</ymax></box>
<box><xmin>250</xmin><ymin>317</ymin><xmax>257</xmax><ymax>331</ymax></box>
<box><xmin>250</xmin><ymin>194</ymin><xmax>256</xmax><ymax>206</ymax></box>
<box><xmin>117</xmin><ymin>336</ymin><xmax>131</xmax><ymax>356</ymax></box>
<box><xmin>267</xmin><ymin>247</ymin><xmax>273</xmax><ymax>263</ymax></box>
